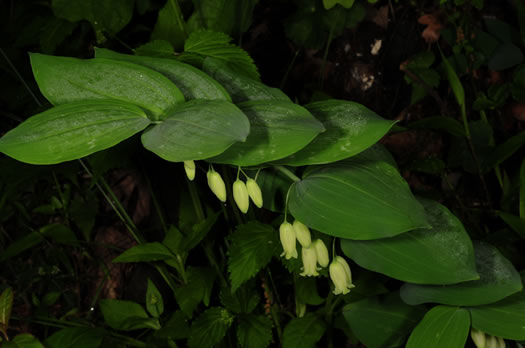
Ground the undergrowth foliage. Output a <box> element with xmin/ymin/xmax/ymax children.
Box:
<box><xmin>0</xmin><ymin>2</ymin><xmax>524</xmax><ymax>347</ymax></box>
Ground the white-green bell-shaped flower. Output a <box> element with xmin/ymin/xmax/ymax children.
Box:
<box><xmin>485</xmin><ymin>335</ymin><xmax>505</xmax><ymax>348</ymax></box>
<box><xmin>207</xmin><ymin>169</ymin><xmax>227</xmax><ymax>202</ymax></box>
<box><xmin>300</xmin><ymin>244</ymin><xmax>319</xmax><ymax>277</ymax></box>
<box><xmin>293</xmin><ymin>220</ymin><xmax>311</xmax><ymax>247</ymax></box>
<box><xmin>183</xmin><ymin>160</ymin><xmax>196</xmax><ymax>181</ymax></box>
<box><xmin>471</xmin><ymin>329</ymin><xmax>486</xmax><ymax>348</ymax></box>
<box><xmin>233</xmin><ymin>179</ymin><xmax>249</xmax><ymax>213</ymax></box>
<box><xmin>279</xmin><ymin>221</ymin><xmax>297</xmax><ymax>259</ymax></box>
<box><xmin>329</xmin><ymin>256</ymin><xmax>355</xmax><ymax>295</ymax></box>
<box><xmin>246</xmin><ymin>178</ymin><xmax>263</xmax><ymax>208</ymax></box>
<box><xmin>313</xmin><ymin>239</ymin><xmax>329</xmax><ymax>267</ymax></box>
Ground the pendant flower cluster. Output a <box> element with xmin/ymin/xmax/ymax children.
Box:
<box><xmin>278</xmin><ymin>219</ymin><xmax>355</xmax><ymax>294</ymax></box>
<box><xmin>471</xmin><ymin>329</ymin><xmax>506</xmax><ymax>348</ymax></box>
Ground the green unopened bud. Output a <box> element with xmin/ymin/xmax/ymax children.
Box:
<box><xmin>486</xmin><ymin>335</ymin><xmax>498</xmax><ymax>348</ymax></box>
<box><xmin>293</xmin><ymin>220</ymin><xmax>311</xmax><ymax>247</ymax></box>
<box><xmin>313</xmin><ymin>239</ymin><xmax>329</xmax><ymax>267</ymax></box>
<box><xmin>295</xmin><ymin>300</ymin><xmax>306</xmax><ymax>318</ymax></box>
<box><xmin>207</xmin><ymin>169</ymin><xmax>226</xmax><ymax>202</ymax></box>
<box><xmin>471</xmin><ymin>329</ymin><xmax>486</xmax><ymax>348</ymax></box>
<box><xmin>233</xmin><ymin>179</ymin><xmax>249</xmax><ymax>213</ymax></box>
<box><xmin>183</xmin><ymin>160</ymin><xmax>196</xmax><ymax>181</ymax></box>
<box><xmin>279</xmin><ymin>221</ymin><xmax>297</xmax><ymax>259</ymax></box>
<box><xmin>329</xmin><ymin>256</ymin><xmax>355</xmax><ymax>295</ymax></box>
<box><xmin>300</xmin><ymin>244</ymin><xmax>319</xmax><ymax>277</ymax></box>
<box><xmin>246</xmin><ymin>178</ymin><xmax>263</xmax><ymax>208</ymax></box>
<box><xmin>496</xmin><ymin>337</ymin><xmax>505</xmax><ymax>348</ymax></box>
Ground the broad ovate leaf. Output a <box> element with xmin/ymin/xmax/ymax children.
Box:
<box><xmin>277</xmin><ymin>100</ymin><xmax>396</xmax><ymax>166</ymax></box>
<box><xmin>288</xmin><ymin>159</ymin><xmax>429</xmax><ymax>239</ymax></box>
<box><xmin>95</xmin><ymin>48</ymin><xmax>231</xmax><ymax>101</ymax></box>
<box><xmin>142</xmin><ymin>99</ymin><xmax>250</xmax><ymax>162</ymax></box>
<box><xmin>341</xmin><ymin>198</ymin><xmax>478</xmax><ymax>284</ymax></box>
<box><xmin>0</xmin><ymin>100</ymin><xmax>150</xmax><ymax>164</ymax></box>
<box><xmin>469</xmin><ymin>291</ymin><xmax>525</xmax><ymax>340</ymax></box>
<box><xmin>30</xmin><ymin>53</ymin><xmax>184</xmax><ymax>120</ymax></box>
<box><xmin>406</xmin><ymin>306</ymin><xmax>470</xmax><ymax>348</ymax></box>
<box><xmin>210</xmin><ymin>100</ymin><xmax>324</xmax><ymax>166</ymax></box>
<box><xmin>202</xmin><ymin>57</ymin><xmax>289</xmax><ymax>103</ymax></box>
<box><xmin>400</xmin><ymin>241</ymin><xmax>523</xmax><ymax>306</ymax></box>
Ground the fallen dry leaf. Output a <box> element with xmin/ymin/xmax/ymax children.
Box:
<box><xmin>372</xmin><ymin>5</ymin><xmax>389</xmax><ymax>29</ymax></box>
<box><xmin>418</xmin><ymin>13</ymin><xmax>444</xmax><ymax>43</ymax></box>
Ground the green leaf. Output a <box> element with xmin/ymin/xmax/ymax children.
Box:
<box><xmin>228</xmin><ymin>222</ymin><xmax>279</xmax><ymax>292</ymax></box>
<box><xmin>39</xmin><ymin>18</ymin><xmax>77</xmax><ymax>54</ymax></box>
<box><xmin>151</xmin><ymin>0</ymin><xmax>187</xmax><ymax>51</ymax></box>
<box><xmin>154</xmin><ymin>311</ymin><xmax>190</xmax><ymax>340</ymax></box>
<box><xmin>182</xmin><ymin>211</ymin><xmax>221</xmax><ymax>252</ymax></box>
<box><xmin>0</xmin><ymin>287</ymin><xmax>13</xmax><ymax>338</ymax></box>
<box><xmin>342</xmin><ymin>292</ymin><xmax>426</xmax><ymax>348</ymax></box>
<box><xmin>276</xmin><ymin>100</ymin><xmax>396</xmax><ymax>166</ymax></box>
<box><xmin>484</xmin><ymin>131</ymin><xmax>525</xmax><ymax>170</ymax></box>
<box><xmin>0</xmin><ymin>100</ymin><xmax>150</xmax><ymax>164</ymax></box>
<box><xmin>400</xmin><ymin>241</ymin><xmax>523</xmax><ymax>306</ymax></box>
<box><xmin>146</xmin><ymin>279</ymin><xmax>164</xmax><ymax>318</ymax></box>
<box><xmin>174</xmin><ymin>267</ymin><xmax>215</xmax><ymax>317</ymax></box>
<box><xmin>341</xmin><ymin>198</ymin><xmax>478</xmax><ymax>284</ymax></box>
<box><xmin>497</xmin><ymin>211</ymin><xmax>525</xmax><ymax>239</ymax></box>
<box><xmin>237</xmin><ymin>314</ymin><xmax>273</xmax><ymax>348</ymax></box>
<box><xmin>99</xmin><ymin>299</ymin><xmax>160</xmax><ymax>331</ymax></box>
<box><xmin>406</xmin><ymin>306</ymin><xmax>470</xmax><ymax>348</ymax></box>
<box><xmin>296</xmin><ymin>277</ymin><xmax>324</xmax><ymax>305</ymax></box>
<box><xmin>180</xmin><ymin>30</ymin><xmax>259</xmax><ymax>80</ymax></box>
<box><xmin>134</xmin><ymin>40</ymin><xmax>174</xmax><ymax>58</ymax></box>
<box><xmin>488</xmin><ymin>42</ymin><xmax>524</xmax><ymax>71</ymax></box>
<box><xmin>249</xmin><ymin>167</ymin><xmax>292</xmax><ymax>212</ymax></box>
<box><xmin>440</xmin><ymin>51</ymin><xmax>465</xmax><ymax>109</ymax></box>
<box><xmin>95</xmin><ymin>48</ymin><xmax>231</xmax><ymax>101</ymax></box>
<box><xmin>202</xmin><ymin>57</ymin><xmax>289</xmax><ymax>103</ymax></box>
<box><xmin>282</xmin><ymin>313</ymin><xmax>327</xmax><ymax>348</ymax></box>
<box><xmin>220</xmin><ymin>284</ymin><xmax>260</xmax><ymax>314</ymax></box>
<box><xmin>30</xmin><ymin>53</ymin><xmax>184</xmax><ymax>120</ymax></box>
<box><xmin>469</xmin><ymin>291</ymin><xmax>525</xmax><ymax>340</ymax></box>
<box><xmin>408</xmin><ymin>116</ymin><xmax>466</xmax><ymax>137</ymax></box>
<box><xmin>323</xmin><ymin>0</ymin><xmax>355</xmax><ymax>9</ymax></box>
<box><xmin>52</xmin><ymin>0</ymin><xmax>134</xmax><ymax>35</ymax></box>
<box><xmin>289</xmin><ymin>159</ymin><xmax>430</xmax><ymax>239</ymax></box>
<box><xmin>45</xmin><ymin>328</ymin><xmax>105</xmax><ymax>348</ymax></box>
<box><xmin>3</xmin><ymin>334</ymin><xmax>44</xmax><ymax>348</ymax></box>
<box><xmin>141</xmin><ymin>100</ymin><xmax>250</xmax><ymax>162</ymax></box>
<box><xmin>521</xmin><ymin>158</ymin><xmax>525</xmax><ymax>218</ymax></box>
<box><xmin>0</xmin><ymin>224</ymin><xmax>76</xmax><ymax>262</ymax></box>
<box><xmin>210</xmin><ymin>101</ymin><xmax>325</xmax><ymax>166</ymax></box>
<box><xmin>112</xmin><ymin>242</ymin><xmax>174</xmax><ymax>263</ymax></box>
<box><xmin>188</xmin><ymin>307</ymin><xmax>234</xmax><ymax>348</ymax></box>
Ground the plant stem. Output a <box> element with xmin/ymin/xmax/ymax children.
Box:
<box><xmin>273</xmin><ymin>165</ymin><xmax>301</xmax><ymax>182</ymax></box>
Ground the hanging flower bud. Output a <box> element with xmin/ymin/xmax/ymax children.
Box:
<box><xmin>313</xmin><ymin>239</ymin><xmax>329</xmax><ymax>267</ymax></box>
<box><xmin>233</xmin><ymin>179</ymin><xmax>249</xmax><ymax>213</ymax></box>
<box><xmin>207</xmin><ymin>169</ymin><xmax>226</xmax><ymax>202</ymax></box>
<box><xmin>183</xmin><ymin>160</ymin><xmax>196</xmax><ymax>181</ymax></box>
<box><xmin>293</xmin><ymin>220</ymin><xmax>311</xmax><ymax>247</ymax></box>
<box><xmin>486</xmin><ymin>335</ymin><xmax>498</xmax><ymax>348</ymax></box>
<box><xmin>295</xmin><ymin>300</ymin><xmax>306</xmax><ymax>318</ymax></box>
<box><xmin>471</xmin><ymin>329</ymin><xmax>486</xmax><ymax>348</ymax></box>
<box><xmin>279</xmin><ymin>221</ymin><xmax>297</xmax><ymax>259</ymax></box>
<box><xmin>300</xmin><ymin>244</ymin><xmax>319</xmax><ymax>277</ymax></box>
<box><xmin>495</xmin><ymin>336</ymin><xmax>506</xmax><ymax>348</ymax></box>
<box><xmin>329</xmin><ymin>256</ymin><xmax>355</xmax><ymax>295</ymax></box>
<box><xmin>246</xmin><ymin>178</ymin><xmax>263</xmax><ymax>208</ymax></box>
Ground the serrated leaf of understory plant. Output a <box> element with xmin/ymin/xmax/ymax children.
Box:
<box><xmin>141</xmin><ymin>100</ymin><xmax>250</xmax><ymax>162</ymax></box>
<box><xmin>44</xmin><ymin>327</ymin><xmax>105</xmax><ymax>348</ymax></box>
<box><xmin>30</xmin><ymin>53</ymin><xmax>184</xmax><ymax>120</ymax></box>
<box><xmin>180</xmin><ymin>30</ymin><xmax>259</xmax><ymax>80</ymax></box>
<box><xmin>188</xmin><ymin>307</ymin><xmax>234</xmax><ymax>348</ymax></box>
<box><xmin>282</xmin><ymin>313</ymin><xmax>327</xmax><ymax>348</ymax></box>
<box><xmin>0</xmin><ymin>100</ymin><xmax>150</xmax><ymax>164</ymax></box>
<box><xmin>228</xmin><ymin>222</ymin><xmax>279</xmax><ymax>292</ymax></box>
<box><xmin>406</xmin><ymin>306</ymin><xmax>470</xmax><ymax>348</ymax></box>
<box><xmin>341</xmin><ymin>198</ymin><xmax>478</xmax><ymax>284</ymax></box>
<box><xmin>237</xmin><ymin>314</ymin><xmax>273</xmax><ymax>348</ymax></box>
<box><xmin>289</xmin><ymin>159</ymin><xmax>430</xmax><ymax>239</ymax></box>
<box><xmin>400</xmin><ymin>241</ymin><xmax>523</xmax><ymax>306</ymax></box>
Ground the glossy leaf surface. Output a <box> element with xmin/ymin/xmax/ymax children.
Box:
<box><xmin>277</xmin><ymin>100</ymin><xmax>396</xmax><ymax>165</ymax></box>
<box><xmin>406</xmin><ymin>306</ymin><xmax>470</xmax><ymax>348</ymax></box>
<box><xmin>0</xmin><ymin>100</ymin><xmax>150</xmax><ymax>164</ymax></box>
<box><xmin>95</xmin><ymin>48</ymin><xmax>231</xmax><ymax>101</ymax></box>
<box><xmin>469</xmin><ymin>291</ymin><xmax>525</xmax><ymax>340</ymax></box>
<box><xmin>400</xmin><ymin>241</ymin><xmax>523</xmax><ymax>306</ymax></box>
<box><xmin>210</xmin><ymin>101</ymin><xmax>324</xmax><ymax>166</ymax></box>
<box><xmin>30</xmin><ymin>53</ymin><xmax>184</xmax><ymax>119</ymax></box>
<box><xmin>342</xmin><ymin>293</ymin><xmax>426</xmax><ymax>348</ymax></box>
<box><xmin>289</xmin><ymin>159</ymin><xmax>429</xmax><ymax>239</ymax></box>
<box><xmin>142</xmin><ymin>99</ymin><xmax>250</xmax><ymax>162</ymax></box>
<box><xmin>341</xmin><ymin>199</ymin><xmax>478</xmax><ymax>284</ymax></box>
